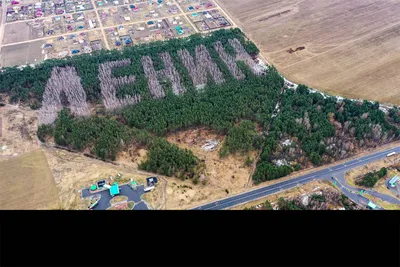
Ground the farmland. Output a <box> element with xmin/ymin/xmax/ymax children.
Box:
<box><xmin>216</xmin><ymin>0</ymin><xmax>400</xmax><ymax>105</ymax></box>
<box><xmin>0</xmin><ymin>149</ymin><xmax>60</xmax><ymax>209</ymax></box>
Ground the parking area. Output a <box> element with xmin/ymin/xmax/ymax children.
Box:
<box><xmin>82</xmin><ymin>183</ymin><xmax>150</xmax><ymax>210</ymax></box>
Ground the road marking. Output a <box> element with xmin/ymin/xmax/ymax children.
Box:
<box><xmin>193</xmin><ymin>147</ymin><xmax>400</xmax><ymax>210</ymax></box>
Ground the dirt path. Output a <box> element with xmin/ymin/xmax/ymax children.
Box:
<box><xmin>0</xmin><ymin>6</ymin><xmax>226</xmax><ymax>48</ymax></box>
<box><xmin>157</xmin><ymin>176</ymin><xmax>168</xmax><ymax>210</ymax></box>
<box><xmin>0</xmin><ymin>0</ymin><xmax>7</xmax><ymax>62</ymax></box>
<box><xmin>173</xmin><ymin>0</ymin><xmax>198</xmax><ymax>33</ymax></box>
<box><xmin>91</xmin><ymin>0</ymin><xmax>110</xmax><ymax>50</ymax></box>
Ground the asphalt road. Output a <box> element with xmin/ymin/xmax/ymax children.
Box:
<box><xmin>335</xmin><ymin>173</ymin><xmax>400</xmax><ymax>205</ymax></box>
<box><xmin>191</xmin><ymin>146</ymin><xmax>400</xmax><ymax>210</ymax></box>
<box><xmin>81</xmin><ymin>184</ymin><xmax>149</xmax><ymax>210</ymax></box>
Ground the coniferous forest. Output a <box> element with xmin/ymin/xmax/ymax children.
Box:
<box><xmin>2</xmin><ymin>28</ymin><xmax>400</xmax><ymax>183</ymax></box>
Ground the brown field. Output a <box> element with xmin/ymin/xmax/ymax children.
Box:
<box><xmin>0</xmin><ymin>103</ymin><xmax>40</xmax><ymax>161</ymax></box>
<box><xmin>0</xmin><ymin>41</ymin><xmax>46</xmax><ymax>67</ymax></box>
<box><xmin>216</xmin><ymin>0</ymin><xmax>400</xmax><ymax>105</ymax></box>
<box><xmin>0</xmin><ymin>149</ymin><xmax>60</xmax><ymax>210</ymax></box>
<box><xmin>3</xmin><ymin>22</ymin><xmax>33</xmax><ymax>44</ymax></box>
<box><xmin>160</xmin><ymin>127</ymin><xmax>258</xmax><ymax>209</ymax></box>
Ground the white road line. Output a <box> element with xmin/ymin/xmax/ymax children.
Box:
<box><xmin>196</xmin><ymin>148</ymin><xmax>400</xmax><ymax>210</ymax></box>
<box><xmin>204</xmin><ymin>175</ymin><xmax>316</xmax><ymax>210</ymax></box>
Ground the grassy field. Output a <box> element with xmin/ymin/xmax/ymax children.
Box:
<box><xmin>0</xmin><ymin>149</ymin><xmax>60</xmax><ymax>209</ymax></box>
<box><xmin>216</xmin><ymin>0</ymin><xmax>400</xmax><ymax>105</ymax></box>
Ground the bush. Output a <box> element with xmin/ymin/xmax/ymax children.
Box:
<box><xmin>377</xmin><ymin>167</ymin><xmax>387</xmax><ymax>178</ymax></box>
<box><xmin>277</xmin><ymin>197</ymin><xmax>304</xmax><ymax>210</ymax></box>
<box><xmin>356</xmin><ymin>168</ymin><xmax>387</xmax><ymax>188</ymax></box>
<box><xmin>244</xmin><ymin>156</ymin><xmax>253</xmax><ymax>167</ymax></box>
<box><xmin>264</xmin><ymin>200</ymin><xmax>273</xmax><ymax>210</ymax></box>
<box><xmin>311</xmin><ymin>194</ymin><xmax>325</xmax><ymax>203</ymax></box>
<box><xmin>37</xmin><ymin>124</ymin><xmax>54</xmax><ymax>142</ymax></box>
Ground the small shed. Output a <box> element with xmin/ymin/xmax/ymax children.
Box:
<box><xmin>110</xmin><ymin>183</ymin><xmax>120</xmax><ymax>196</ymax></box>
<box><xmin>146</xmin><ymin>177</ymin><xmax>158</xmax><ymax>186</ymax></box>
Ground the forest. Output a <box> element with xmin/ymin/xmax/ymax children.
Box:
<box><xmin>3</xmin><ymin>27</ymin><xmax>399</xmax><ymax>185</ymax></box>
<box><xmin>219</xmin><ymin>120</ymin><xmax>262</xmax><ymax>157</ymax></box>
<box><xmin>253</xmin><ymin>85</ymin><xmax>400</xmax><ymax>184</ymax></box>
<box><xmin>28</xmin><ymin>29</ymin><xmax>284</xmax><ymax>182</ymax></box>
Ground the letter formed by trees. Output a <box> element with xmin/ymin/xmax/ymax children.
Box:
<box><xmin>98</xmin><ymin>59</ymin><xmax>140</xmax><ymax>111</ymax></box>
<box><xmin>38</xmin><ymin>66</ymin><xmax>90</xmax><ymax>125</ymax></box>
<box><xmin>214</xmin><ymin>38</ymin><xmax>264</xmax><ymax>80</ymax></box>
<box><xmin>141</xmin><ymin>52</ymin><xmax>185</xmax><ymax>98</ymax></box>
<box><xmin>227</xmin><ymin>38</ymin><xmax>264</xmax><ymax>76</ymax></box>
<box><xmin>214</xmin><ymin>40</ymin><xmax>245</xmax><ymax>80</ymax></box>
<box><xmin>178</xmin><ymin>44</ymin><xmax>224</xmax><ymax>89</ymax></box>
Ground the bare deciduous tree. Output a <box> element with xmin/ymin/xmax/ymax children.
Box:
<box><xmin>228</xmin><ymin>38</ymin><xmax>264</xmax><ymax>75</ymax></box>
<box><xmin>159</xmin><ymin>52</ymin><xmax>185</xmax><ymax>95</ymax></box>
<box><xmin>141</xmin><ymin>56</ymin><xmax>166</xmax><ymax>99</ymax></box>
<box><xmin>214</xmin><ymin>41</ymin><xmax>245</xmax><ymax>80</ymax></box>
<box><xmin>98</xmin><ymin>59</ymin><xmax>140</xmax><ymax>111</ymax></box>
<box><xmin>38</xmin><ymin>66</ymin><xmax>90</xmax><ymax>125</ymax></box>
<box><xmin>178</xmin><ymin>45</ymin><xmax>224</xmax><ymax>88</ymax></box>
<box><xmin>141</xmin><ymin>53</ymin><xmax>185</xmax><ymax>98</ymax></box>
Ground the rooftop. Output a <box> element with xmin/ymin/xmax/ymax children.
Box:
<box><xmin>367</xmin><ymin>201</ymin><xmax>377</xmax><ymax>209</ymax></box>
<box><xmin>110</xmin><ymin>183</ymin><xmax>120</xmax><ymax>196</ymax></box>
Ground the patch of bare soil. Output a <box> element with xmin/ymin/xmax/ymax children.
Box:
<box><xmin>162</xmin><ymin>127</ymin><xmax>258</xmax><ymax>209</ymax></box>
<box><xmin>0</xmin><ymin>149</ymin><xmax>60</xmax><ymax>210</ymax></box>
<box><xmin>0</xmin><ymin>103</ymin><xmax>40</xmax><ymax>161</ymax></box>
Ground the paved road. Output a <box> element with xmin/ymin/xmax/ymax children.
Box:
<box><xmin>82</xmin><ymin>184</ymin><xmax>149</xmax><ymax>210</ymax></box>
<box><xmin>331</xmin><ymin>175</ymin><xmax>384</xmax><ymax>210</ymax></box>
<box><xmin>335</xmin><ymin>172</ymin><xmax>400</xmax><ymax>205</ymax></box>
<box><xmin>191</xmin><ymin>146</ymin><xmax>400</xmax><ymax>210</ymax></box>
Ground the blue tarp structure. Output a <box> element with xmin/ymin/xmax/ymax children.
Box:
<box><xmin>110</xmin><ymin>183</ymin><xmax>120</xmax><ymax>196</ymax></box>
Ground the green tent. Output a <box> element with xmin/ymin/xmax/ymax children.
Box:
<box><xmin>90</xmin><ymin>184</ymin><xmax>97</xmax><ymax>191</ymax></box>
